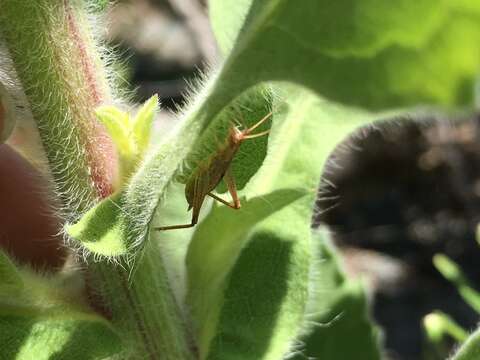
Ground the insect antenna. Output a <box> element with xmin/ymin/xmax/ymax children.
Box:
<box><xmin>245</xmin><ymin>111</ymin><xmax>272</xmax><ymax>135</ymax></box>
<box><xmin>243</xmin><ymin>129</ymin><xmax>270</xmax><ymax>139</ymax></box>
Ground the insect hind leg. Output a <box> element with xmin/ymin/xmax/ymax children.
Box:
<box><xmin>208</xmin><ymin>168</ymin><xmax>241</xmax><ymax>210</ymax></box>
<box><xmin>208</xmin><ymin>192</ymin><xmax>241</xmax><ymax>209</ymax></box>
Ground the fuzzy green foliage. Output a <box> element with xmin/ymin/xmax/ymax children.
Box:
<box><xmin>209</xmin><ymin>0</ymin><xmax>480</xmax><ymax>109</ymax></box>
<box><xmin>68</xmin><ymin>85</ymin><xmax>273</xmax><ymax>261</ymax></box>
<box><xmin>4</xmin><ymin>0</ymin><xmax>480</xmax><ymax>359</ymax></box>
<box><xmin>289</xmin><ymin>230</ymin><xmax>381</xmax><ymax>360</ymax></box>
<box><xmin>0</xmin><ymin>251</ymin><xmax>121</xmax><ymax>359</ymax></box>
<box><xmin>0</xmin><ymin>250</ymin><xmax>22</xmax><ymax>294</ymax></box>
<box><xmin>452</xmin><ymin>328</ymin><xmax>480</xmax><ymax>360</ymax></box>
<box><xmin>86</xmin><ymin>242</ymin><xmax>196</xmax><ymax>360</ymax></box>
<box><xmin>68</xmin><ymin>0</ymin><xmax>480</xmax><ymax>260</ymax></box>
<box><xmin>66</xmin><ymin>193</ymin><xmax>128</xmax><ymax>257</ymax></box>
<box><xmin>0</xmin><ymin>2</ymin><xmax>194</xmax><ymax>359</ymax></box>
<box><xmin>185</xmin><ymin>85</ymin><xmax>376</xmax><ymax>359</ymax></box>
<box><xmin>66</xmin><ymin>96</ymin><xmax>159</xmax><ymax>257</ymax></box>
<box><xmin>68</xmin><ymin>96</ymin><xmax>159</xmax><ymax>257</ymax></box>
<box><xmin>186</xmin><ymin>189</ymin><xmax>306</xmax><ymax>358</ymax></box>
<box><xmin>95</xmin><ymin>95</ymin><xmax>159</xmax><ymax>181</ymax></box>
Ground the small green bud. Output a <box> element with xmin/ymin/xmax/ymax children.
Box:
<box><xmin>95</xmin><ymin>95</ymin><xmax>159</xmax><ymax>183</ymax></box>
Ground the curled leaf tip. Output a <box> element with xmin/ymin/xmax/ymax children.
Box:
<box><xmin>66</xmin><ymin>193</ymin><xmax>129</xmax><ymax>258</ymax></box>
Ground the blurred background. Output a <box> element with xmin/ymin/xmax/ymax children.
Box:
<box><xmin>104</xmin><ymin>0</ymin><xmax>216</xmax><ymax>107</ymax></box>
<box><xmin>106</xmin><ymin>1</ymin><xmax>480</xmax><ymax>359</ymax></box>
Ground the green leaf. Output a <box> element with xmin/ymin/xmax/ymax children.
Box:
<box><xmin>2</xmin><ymin>314</ymin><xmax>121</xmax><ymax>360</ymax></box>
<box><xmin>133</xmin><ymin>94</ymin><xmax>159</xmax><ymax>156</ymax></box>
<box><xmin>0</xmin><ymin>250</ymin><xmax>122</xmax><ymax>359</ymax></box>
<box><xmin>452</xmin><ymin>327</ymin><xmax>480</xmax><ymax>360</ymax></box>
<box><xmin>295</xmin><ymin>281</ymin><xmax>381</xmax><ymax>360</ymax></box>
<box><xmin>186</xmin><ymin>189</ymin><xmax>306</xmax><ymax>356</ymax></box>
<box><xmin>113</xmin><ymin>0</ymin><xmax>480</xmax><ymax>263</ymax></box>
<box><xmin>211</xmin><ymin>0</ymin><xmax>444</xmax><ymax>56</ymax></box>
<box><xmin>75</xmin><ymin>0</ymin><xmax>435</xmax><ymax>263</ymax></box>
<box><xmin>66</xmin><ymin>192</ymin><xmax>128</xmax><ymax>257</ymax></box>
<box><xmin>186</xmin><ymin>84</ymin><xmax>377</xmax><ymax>359</ymax></box>
<box><xmin>69</xmin><ymin>97</ymin><xmax>160</xmax><ymax>258</ymax></box>
<box><xmin>209</xmin><ymin>0</ymin><xmax>480</xmax><ymax>109</ymax></box>
<box><xmin>290</xmin><ymin>230</ymin><xmax>382</xmax><ymax>360</ymax></box>
<box><xmin>0</xmin><ymin>250</ymin><xmax>23</xmax><ymax>293</ymax></box>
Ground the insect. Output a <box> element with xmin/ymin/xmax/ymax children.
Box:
<box><xmin>155</xmin><ymin>111</ymin><xmax>272</xmax><ymax>231</ymax></box>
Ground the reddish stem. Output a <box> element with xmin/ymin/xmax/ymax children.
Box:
<box><xmin>64</xmin><ymin>2</ymin><xmax>117</xmax><ymax>199</ymax></box>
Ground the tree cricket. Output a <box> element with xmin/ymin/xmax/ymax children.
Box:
<box><xmin>155</xmin><ymin>111</ymin><xmax>272</xmax><ymax>231</ymax></box>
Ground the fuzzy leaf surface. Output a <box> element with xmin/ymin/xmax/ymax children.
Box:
<box><xmin>452</xmin><ymin>327</ymin><xmax>480</xmax><ymax>360</ymax></box>
<box><xmin>186</xmin><ymin>85</ymin><xmax>376</xmax><ymax>359</ymax></box>
<box><xmin>66</xmin><ymin>193</ymin><xmax>128</xmax><ymax>257</ymax></box>
<box><xmin>291</xmin><ymin>230</ymin><xmax>381</xmax><ymax>360</ymax></box>
<box><xmin>0</xmin><ymin>250</ymin><xmax>23</xmax><ymax>293</ymax></box>
<box><xmin>209</xmin><ymin>0</ymin><xmax>480</xmax><ymax>109</ymax></box>
<box><xmin>0</xmin><ymin>250</ymin><xmax>121</xmax><ymax>360</ymax></box>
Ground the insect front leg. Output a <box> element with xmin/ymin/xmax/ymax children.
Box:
<box><xmin>207</xmin><ymin>168</ymin><xmax>241</xmax><ymax>210</ymax></box>
<box><xmin>154</xmin><ymin>212</ymin><xmax>198</xmax><ymax>231</ymax></box>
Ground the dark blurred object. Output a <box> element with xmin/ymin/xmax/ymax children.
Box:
<box><xmin>0</xmin><ymin>145</ymin><xmax>66</xmax><ymax>270</ymax></box>
<box><xmin>315</xmin><ymin>114</ymin><xmax>480</xmax><ymax>360</ymax></box>
<box><xmin>106</xmin><ymin>0</ymin><xmax>217</xmax><ymax>108</ymax></box>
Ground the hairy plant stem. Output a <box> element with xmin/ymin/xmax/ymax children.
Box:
<box><xmin>0</xmin><ymin>1</ymin><xmax>195</xmax><ymax>358</ymax></box>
